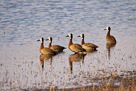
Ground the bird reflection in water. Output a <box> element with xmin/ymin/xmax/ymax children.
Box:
<box><xmin>86</xmin><ymin>49</ymin><xmax>98</xmax><ymax>53</ymax></box>
<box><xmin>106</xmin><ymin>43</ymin><xmax>116</xmax><ymax>60</ymax></box>
<box><xmin>69</xmin><ymin>53</ymin><xmax>86</xmax><ymax>74</ymax></box>
<box><xmin>39</xmin><ymin>54</ymin><xmax>55</xmax><ymax>71</ymax></box>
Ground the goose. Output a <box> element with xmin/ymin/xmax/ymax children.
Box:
<box><xmin>37</xmin><ymin>37</ymin><xmax>56</xmax><ymax>55</ymax></box>
<box><xmin>78</xmin><ymin>34</ymin><xmax>98</xmax><ymax>52</ymax></box>
<box><xmin>104</xmin><ymin>26</ymin><xmax>116</xmax><ymax>44</ymax></box>
<box><xmin>66</xmin><ymin>33</ymin><xmax>86</xmax><ymax>53</ymax></box>
<box><xmin>46</xmin><ymin>37</ymin><xmax>66</xmax><ymax>53</ymax></box>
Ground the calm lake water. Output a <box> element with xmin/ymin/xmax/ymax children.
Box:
<box><xmin>0</xmin><ymin>0</ymin><xmax>136</xmax><ymax>90</ymax></box>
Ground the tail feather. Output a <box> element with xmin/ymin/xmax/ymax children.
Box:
<box><xmin>62</xmin><ymin>47</ymin><xmax>66</xmax><ymax>50</ymax></box>
<box><xmin>83</xmin><ymin>48</ymin><xmax>86</xmax><ymax>52</ymax></box>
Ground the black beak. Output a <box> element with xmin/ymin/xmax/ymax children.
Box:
<box><xmin>77</xmin><ymin>35</ymin><xmax>80</xmax><ymax>37</ymax></box>
<box><xmin>66</xmin><ymin>35</ymin><xmax>69</xmax><ymax>37</ymax></box>
<box><xmin>104</xmin><ymin>29</ymin><xmax>106</xmax><ymax>30</ymax></box>
<box><xmin>45</xmin><ymin>39</ymin><xmax>49</xmax><ymax>41</ymax></box>
<box><xmin>37</xmin><ymin>39</ymin><xmax>40</xmax><ymax>41</ymax></box>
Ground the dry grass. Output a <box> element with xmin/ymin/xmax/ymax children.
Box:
<box><xmin>32</xmin><ymin>73</ymin><xmax>136</xmax><ymax>91</ymax></box>
<box><xmin>1</xmin><ymin>68</ymin><xmax>136</xmax><ymax>91</ymax></box>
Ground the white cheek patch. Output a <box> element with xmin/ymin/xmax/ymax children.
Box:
<box><xmin>106</xmin><ymin>26</ymin><xmax>110</xmax><ymax>30</ymax></box>
<box><xmin>68</xmin><ymin>33</ymin><xmax>72</xmax><ymax>37</ymax></box>
<box><xmin>80</xmin><ymin>34</ymin><xmax>82</xmax><ymax>37</ymax></box>
<box><xmin>40</xmin><ymin>38</ymin><xmax>42</xmax><ymax>42</ymax></box>
<box><xmin>40</xmin><ymin>39</ymin><xmax>43</xmax><ymax>43</ymax></box>
<box><xmin>39</xmin><ymin>37</ymin><xmax>43</xmax><ymax>43</ymax></box>
<box><xmin>106</xmin><ymin>27</ymin><xmax>108</xmax><ymax>30</ymax></box>
<box><xmin>48</xmin><ymin>37</ymin><xmax>50</xmax><ymax>40</ymax></box>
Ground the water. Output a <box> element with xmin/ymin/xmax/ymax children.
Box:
<box><xmin>0</xmin><ymin>0</ymin><xmax>136</xmax><ymax>90</ymax></box>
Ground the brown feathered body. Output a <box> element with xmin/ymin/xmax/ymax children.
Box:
<box><xmin>69</xmin><ymin>39</ymin><xmax>86</xmax><ymax>53</ymax></box>
<box><xmin>106</xmin><ymin>30</ymin><xmax>116</xmax><ymax>44</ymax></box>
<box><xmin>81</xmin><ymin>39</ymin><xmax>98</xmax><ymax>51</ymax></box>
<box><xmin>48</xmin><ymin>42</ymin><xmax>66</xmax><ymax>53</ymax></box>
<box><xmin>78</xmin><ymin>34</ymin><xmax>98</xmax><ymax>52</ymax></box>
<box><xmin>39</xmin><ymin>43</ymin><xmax>56</xmax><ymax>55</ymax></box>
<box><xmin>47</xmin><ymin>37</ymin><xmax>66</xmax><ymax>53</ymax></box>
<box><xmin>38</xmin><ymin>37</ymin><xmax>56</xmax><ymax>55</ymax></box>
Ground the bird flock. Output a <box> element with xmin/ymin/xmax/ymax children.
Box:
<box><xmin>37</xmin><ymin>26</ymin><xmax>116</xmax><ymax>55</ymax></box>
